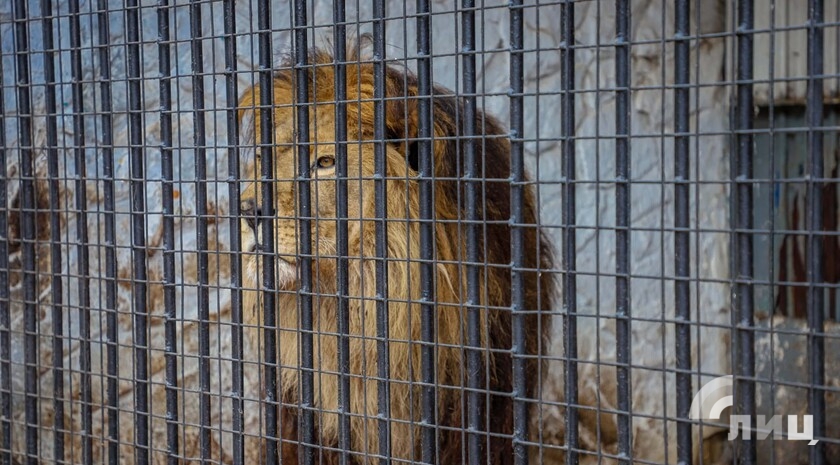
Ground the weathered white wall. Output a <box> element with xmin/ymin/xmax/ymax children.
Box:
<box><xmin>0</xmin><ymin>0</ymin><xmax>734</xmax><ymax>463</ymax></box>
<box><xmin>753</xmin><ymin>0</ymin><xmax>840</xmax><ymax>105</ymax></box>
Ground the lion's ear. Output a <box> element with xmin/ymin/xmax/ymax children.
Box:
<box><xmin>381</xmin><ymin>67</ymin><xmax>461</xmax><ymax>177</ymax></box>
<box><xmin>384</xmin><ymin>117</ymin><xmax>421</xmax><ymax>174</ymax></box>
<box><xmin>385</xmin><ymin>128</ymin><xmax>420</xmax><ymax>173</ymax></box>
<box><xmin>406</xmin><ymin>141</ymin><xmax>420</xmax><ymax>173</ymax></box>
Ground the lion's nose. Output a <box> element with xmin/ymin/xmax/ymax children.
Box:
<box><xmin>240</xmin><ymin>198</ymin><xmax>262</xmax><ymax>230</ymax></box>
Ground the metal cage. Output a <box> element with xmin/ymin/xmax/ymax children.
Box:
<box><xmin>0</xmin><ymin>0</ymin><xmax>837</xmax><ymax>464</ymax></box>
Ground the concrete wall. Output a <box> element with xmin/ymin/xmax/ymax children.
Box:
<box><xmin>0</xmin><ymin>0</ymin><xmax>735</xmax><ymax>463</ymax></box>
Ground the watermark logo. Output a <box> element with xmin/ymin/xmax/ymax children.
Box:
<box><xmin>689</xmin><ymin>375</ymin><xmax>818</xmax><ymax>445</ymax></box>
<box><xmin>689</xmin><ymin>374</ymin><xmax>734</xmax><ymax>421</ymax></box>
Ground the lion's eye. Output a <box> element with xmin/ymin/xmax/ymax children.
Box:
<box><xmin>315</xmin><ymin>156</ymin><xmax>335</xmax><ymax>169</ymax></box>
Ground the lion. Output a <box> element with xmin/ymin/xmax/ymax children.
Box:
<box><xmin>237</xmin><ymin>41</ymin><xmax>554</xmax><ymax>465</ymax></box>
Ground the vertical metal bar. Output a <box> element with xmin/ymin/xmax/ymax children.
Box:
<box><xmin>12</xmin><ymin>0</ymin><xmax>40</xmax><ymax>462</ymax></box>
<box><xmin>332</xmin><ymin>5</ymin><xmax>352</xmax><ymax>465</ymax></box>
<box><xmin>188</xmin><ymin>1</ymin><xmax>212</xmax><ymax>461</ymax></box>
<box><xmin>0</xmin><ymin>36</ymin><xmax>10</xmax><ymax>463</ymax></box>
<box><xmin>762</xmin><ymin>5</ymin><xmax>778</xmax><ymax>463</ymax></box>
<box><xmin>560</xmin><ymin>1</ymin><xmax>579</xmax><ymax>463</ymax></box>
<box><xmin>461</xmin><ymin>1</ymin><xmax>484</xmax><ymax>464</ymax></box>
<box><xmin>674</xmin><ymin>0</ymin><xmax>693</xmax><ymax>463</ymax></box>
<box><xmin>292</xmin><ymin>1</ymin><xmax>315</xmax><ymax>462</ymax></box>
<box><xmin>256</xmin><ymin>0</ymin><xmax>278</xmax><ymax>459</ymax></box>
<box><xmin>415</xmin><ymin>1</ymin><xmax>437</xmax><ymax>463</ymax></box>
<box><xmin>806</xmin><ymin>0</ymin><xmax>825</xmax><ymax>462</ymax></box>
<box><xmin>158</xmin><ymin>1</ymin><xmax>180</xmax><ymax>463</ymax></box>
<box><xmin>371</xmin><ymin>3</ymin><xmax>392</xmax><ymax>461</ymax></box>
<box><xmin>509</xmin><ymin>1</ymin><xmax>530</xmax><ymax>464</ymax></box>
<box><xmin>95</xmin><ymin>1</ymin><xmax>121</xmax><ymax>462</ymax></box>
<box><xmin>734</xmin><ymin>0</ymin><xmax>755</xmax><ymax>461</ymax></box>
<box><xmin>40</xmin><ymin>0</ymin><xmax>66</xmax><ymax>461</ymax></box>
<box><xmin>614</xmin><ymin>1</ymin><xmax>632</xmax><ymax>463</ymax></box>
<box><xmin>126</xmin><ymin>0</ymin><xmax>150</xmax><ymax>461</ymax></box>
<box><xmin>68</xmin><ymin>0</ymin><xmax>94</xmax><ymax>459</ymax></box>
<box><xmin>370</xmin><ymin>3</ymin><xmax>393</xmax><ymax>463</ymax></box>
<box><xmin>223</xmin><ymin>0</ymin><xmax>244</xmax><ymax>462</ymax></box>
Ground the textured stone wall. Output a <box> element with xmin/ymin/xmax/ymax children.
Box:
<box><xmin>1</xmin><ymin>0</ymin><xmax>734</xmax><ymax>463</ymax></box>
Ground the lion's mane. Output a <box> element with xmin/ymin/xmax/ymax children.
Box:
<box><xmin>238</xmin><ymin>40</ymin><xmax>554</xmax><ymax>465</ymax></box>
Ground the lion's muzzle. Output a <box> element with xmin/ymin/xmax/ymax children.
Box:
<box><xmin>240</xmin><ymin>196</ymin><xmax>299</xmax><ymax>286</ymax></box>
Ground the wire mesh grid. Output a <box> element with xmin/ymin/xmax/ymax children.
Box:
<box><xmin>0</xmin><ymin>0</ymin><xmax>838</xmax><ymax>464</ymax></box>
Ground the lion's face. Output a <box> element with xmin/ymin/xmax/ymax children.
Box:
<box><xmin>239</xmin><ymin>96</ymin><xmax>411</xmax><ymax>290</ymax></box>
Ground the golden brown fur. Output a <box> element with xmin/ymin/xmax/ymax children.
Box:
<box><xmin>238</xmin><ymin>41</ymin><xmax>554</xmax><ymax>464</ymax></box>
